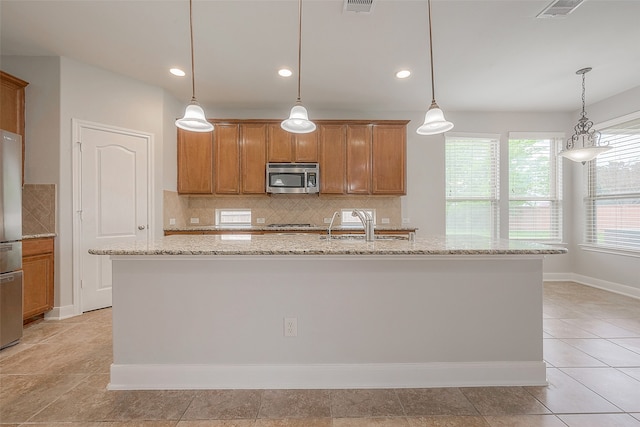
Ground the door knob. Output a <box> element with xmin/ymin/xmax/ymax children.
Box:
<box><xmin>138</xmin><ymin>225</ymin><xmax>146</xmax><ymax>230</ymax></box>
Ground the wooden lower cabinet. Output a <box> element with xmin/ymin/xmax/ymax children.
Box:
<box><xmin>22</xmin><ymin>237</ymin><xmax>55</xmax><ymax>321</ymax></box>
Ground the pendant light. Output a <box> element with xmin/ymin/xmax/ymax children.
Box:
<box><xmin>281</xmin><ymin>0</ymin><xmax>316</xmax><ymax>134</ymax></box>
<box><xmin>558</xmin><ymin>67</ymin><xmax>611</xmax><ymax>163</ymax></box>
<box><xmin>416</xmin><ymin>0</ymin><xmax>453</xmax><ymax>136</ymax></box>
<box><xmin>175</xmin><ymin>0</ymin><xmax>213</xmax><ymax>133</ymax></box>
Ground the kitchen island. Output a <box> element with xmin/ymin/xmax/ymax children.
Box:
<box><xmin>90</xmin><ymin>234</ymin><xmax>566</xmax><ymax>390</ymax></box>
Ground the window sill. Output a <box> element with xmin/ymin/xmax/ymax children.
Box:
<box><xmin>579</xmin><ymin>244</ymin><xmax>640</xmax><ymax>259</ymax></box>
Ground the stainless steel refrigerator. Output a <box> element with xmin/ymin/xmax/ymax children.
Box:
<box><xmin>0</xmin><ymin>130</ymin><xmax>23</xmax><ymax>349</ymax></box>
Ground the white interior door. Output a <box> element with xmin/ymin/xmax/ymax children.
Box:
<box><xmin>76</xmin><ymin>122</ymin><xmax>150</xmax><ymax>312</ymax></box>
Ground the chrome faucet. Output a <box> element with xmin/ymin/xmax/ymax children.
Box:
<box><xmin>352</xmin><ymin>209</ymin><xmax>374</xmax><ymax>242</ymax></box>
<box><xmin>328</xmin><ymin>211</ymin><xmax>340</xmax><ymax>239</ymax></box>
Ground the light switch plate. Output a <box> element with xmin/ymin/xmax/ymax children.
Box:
<box><xmin>256</xmin><ymin>218</ymin><xmax>266</xmax><ymax>224</ymax></box>
<box><xmin>190</xmin><ymin>218</ymin><xmax>199</xmax><ymax>224</ymax></box>
<box><xmin>169</xmin><ymin>218</ymin><xmax>176</xmax><ymax>225</ymax></box>
<box><xmin>381</xmin><ymin>218</ymin><xmax>390</xmax><ymax>224</ymax></box>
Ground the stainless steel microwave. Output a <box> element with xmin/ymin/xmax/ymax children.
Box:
<box><xmin>266</xmin><ymin>163</ymin><xmax>319</xmax><ymax>194</ymax></box>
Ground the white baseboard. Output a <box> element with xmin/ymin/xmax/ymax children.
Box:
<box><xmin>544</xmin><ymin>273</ymin><xmax>640</xmax><ymax>300</ymax></box>
<box><xmin>108</xmin><ymin>361</ymin><xmax>548</xmax><ymax>390</ymax></box>
<box><xmin>44</xmin><ymin>304</ymin><xmax>77</xmax><ymax>320</ymax></box>
<box><xmin>571</xmin><ymin>274</ymin><xmax>640</xmax><ymax>300</ymax></box>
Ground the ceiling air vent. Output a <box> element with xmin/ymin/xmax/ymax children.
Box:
<box><xmin>344</xmin><ymin>0</ymin><xmax>375</xmax><ymax>14</ymax></box>
<box><xmin>536</xmin><ymin>0</ymin><xmax>585</xmax><ymax>18</ymax></box>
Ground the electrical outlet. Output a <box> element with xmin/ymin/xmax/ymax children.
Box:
<box><xmin>381</xmin><ymin>218</ymin><xmax>390</xmax><ymax>224</ymax></box>
<box><xmin>284</xmin><ymin>317</ymin><xmax>297</xmax><ymax>337</ymax></box>
<box><xmin>256</xmin><ymin>218</ymin><xmax>266</xmax><ymax>224</ymax></box>
<box><xmin>169</xmin><ymin>218</ymin><xmax>176</xmax><ymax>225</ymax></box>
<box><xmin>190</xmin><ymin>217</ymin><xmax>199</xmax><ymax>224</ymax></box>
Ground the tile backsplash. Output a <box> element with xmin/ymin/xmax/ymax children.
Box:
<box><xmin>22</xmin><ymin>184</ymin><xmax>56</xmax><ymax>235</ymax></box>
<box><xmin>164</xmin><ymin>190</ymin><xmax>401</xmax><ymax>228</ymax></box>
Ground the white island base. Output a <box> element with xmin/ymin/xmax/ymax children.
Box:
<box><xmin>108</xmin><ymin>254</ymin><xmax>547</xmax><ymax>390</ymax></box>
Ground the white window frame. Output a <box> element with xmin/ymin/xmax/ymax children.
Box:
<box><xmin>445</xmin><ymin>133</ymin><xmax>500</xmax><ymax>239</ymax></box>
<box><xmin>508</xmin><ymin>132</ymin><xmax>564</xmax><ymax>242</ymax></box>
<box><xmin>340</xmin><ymin>209</ymin><xmax>376</xmax><ymax>228</ymax></box>
<box><xmin>215</xmin><ymin>209</ymin><xmax>252</xmax><ymax>228</ymax></box>
<box><xmin>582</xmin><ymin>111</ymin><xmax>640</xmax><ymax>255</ymax></box>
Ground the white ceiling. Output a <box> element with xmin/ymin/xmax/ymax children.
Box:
<box><xmin>2</xmin><ymin>0</ymin><xmax>640</xmax><ymax>114</ymax></box>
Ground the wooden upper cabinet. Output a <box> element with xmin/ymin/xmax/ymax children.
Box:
<box><xmin>177</xmin><ymin>129</ymin><xmax>213</xmax><ymax>194</ymax></box>
<box><xmin>177</xmin><ymin>119</ymin><xmax>407</xmax><ymax>196</ymax></box>
<box><xmin>372</xmin><ymin>124</ymin><xmax>406</xmax><ymax>195</ymax></box>
<box><xmin>214</xmin><ymin>124</ymin><xmax>241</xmax><ymax>194</ymax></box>
<box><xmin>346</xmin><ymin>124</ymin><xmax>372</xmax><ymax>194</ymax></box>
<box><xmin>319</xmin><ymin>124</ymin><xmax>346</xmax><ymax>194</ymax></box>
<box><xmin>241</xmin><ymin>123</ymin><xmax>267</xmax><ymax>194</ymax></box>
<box><xmin>267</xmin><ymin>123</ymin><xmax>318</xmax><ymax>162</ymax></box>
<box><xmin>267</xmin><ymin>124</ymin><xmax>293</xmax><ymax>162</ymax></box>
<box><xmin>1</xmin><ymin>70</ymin><xmax>28</xmax><ymax>184</ymax></box>
<box><xmin>293</xmin><ymin>132</ymin><xmax>318</xmax><ymax>162</ymax></box>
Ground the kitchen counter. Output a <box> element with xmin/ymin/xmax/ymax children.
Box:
<box><xmin>164</xmin><ymin>225</ymin><xmax>417</xmax><ymax>234</ymax></box>
<box><xmin>90</xmin><ymin>233</ymin><xmax>565</xmax><ymax>256</ymax></box>
<box><xmin>94</xmin><ymin>234</ymin><xmax>565</xmax><ymax>391</ymax></box>
<box><xmin>23</xmin><ymin>233</ymin><xmax>57</xmax><ymax>240</ymax></box>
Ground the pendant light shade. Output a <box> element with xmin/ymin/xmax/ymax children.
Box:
<box><xmin>417</xmin><ymin>100</ymin><xmax>454</xmax><ymax>135</ymax></box>
<box><xmin>417</xmin><ymin>0</ymin><xmax>453</xmax><ymax>136</ymax></box>
<box><xmin>282</xmin><ymin>102</ymin><xmax>316</xmax><ymax>134</ymax></box>
<box><xmin>281</xmin><ymin>0</ymin><xmax>315</xmax><ymax>134</ymax></box>
<box><xmin>558</xmin><ymin>67</ymin><xmax>611</xmax><ymax>163</ymax></box>
<box><xmin>176</xmin><ymin>99</ymin><xmax>213</xmax><ymax>132</ymax></box>
<box><xmin>175</xmin><ymin>0</ymin><xmax>213</xmax><ymax>133</ymax></box>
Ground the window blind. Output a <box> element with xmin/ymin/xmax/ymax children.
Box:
<box><xmin>585</xmin><ymin>116</ymin><xmax>640</xmax><ymax>251</ymax></box>
<box><xmin>445</xmin><ymin>134</ymin><xmax>500</xmax><ymax>238</ymax></box>
<box><xmin>508</xmin><ymin>134</ymin><xmax>563</xmax><ymax>241</ymax></box>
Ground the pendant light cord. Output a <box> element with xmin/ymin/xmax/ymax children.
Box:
<box><xmin>580</xmin><ymin>71</ymin><xmax>586</xmax><ymax>118</ymax></box>
<box><xmin>427</xmin><ymin>0</ymin><xmax>436</xmax><ymax>104</ymax></box>
<box><xmin>189</xmin><ymin>0</ymin><xmax>196</xmax><ymax>101</ymax></box>
<box><xmin>296</xmin><ymin>0</ymin><xmax>303</xmax><ymax>104</ymax></box>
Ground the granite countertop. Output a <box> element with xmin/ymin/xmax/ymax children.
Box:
<box><xmin>164</xmin><ymin>225</ymin><xmax>417</xmax><ymax>233</ymax></box>
<box><xmin>89</xmin><ymin>234</ymin><xmax>568</xmax><ymax>256</ymax></box>
<box><xmin>23</xmin><ymin>233</ymin><xmax>57</xmax><ymax>240</ymax></box>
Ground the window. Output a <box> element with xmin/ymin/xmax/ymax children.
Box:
<box><xmin>508</xmin><ymin>133</ymin><xmax>563</xmax><ymax>241</ymax></box>
<box><xmin>341</xmin><ymin>209</ymin><xmax>376</xmax><ymax>227</ymax></box>
<box><xmin>215</xmin><ymin>209</ymin><xmax>252</xmax><ymax>227</ymax></box>
<box><xmin>445</xmin><ymin>134</ymin><xmax>500</xmax><ymax>238</ymax></box>
<box><xmin>585</xmin><ymin>114</ymin><xmax>640</xmax><ymax>252</ymax></box>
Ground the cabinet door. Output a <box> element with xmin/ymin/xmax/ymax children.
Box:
<box><xmin>267</xmin><ymin>124</ymin><xmax>293</xmax><ymax>162</ymax></box>
<box><xmin>372</xmin><ymin>124</ymin><xmax>406</xmax><ymax>195</ymax></box>
<box><xmin>241</xmin><ymin>123</ymin><xmax>267</xmax><ymax>194</ymax></box>
<box><xmin>22</xmin><ymin>238</ymin><xmax>55</xmax><ymax>320</ymax></box>
<box><xmin>346</xmin><ymin>124</ymin><xmax>371</xmax><ymax>194</ymax></box>
<box><xmin>319</xmin><ymin>124</ymin><xmax>346</xmax><ymax>194</ymax></box>
<box><xmin>214</xmin><ymin>124</ymin><xmax>241</xmax><ymax>194</ymax></box>
<box><xmin>294</xmin><ymin>132</ymin><xmax>318</xmax><ymax>162</ymax></box>
<box><xmin>177</xmin><ymin>129</ymin><xmax>213</xmax><ymax>194</ymax></box>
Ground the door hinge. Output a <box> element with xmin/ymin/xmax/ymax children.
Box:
<box><xmin>76</xmin><ymin>141</ymin><xmax>82</xmax><ymax>152</ymax></box>
<box><xmin>77</xmin><ymin>209</ymin><xmax>83</xmax><ymax>220</ymax></box>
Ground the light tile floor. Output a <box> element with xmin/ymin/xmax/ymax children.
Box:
<box><xmin>1</xmin><ymin>281</ymin><xmax>640</xmax><ymax>426</ymax></box>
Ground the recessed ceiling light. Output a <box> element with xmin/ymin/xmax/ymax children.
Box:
<box><xmin>170</xmin><ymin>68</ymin><xmax>186</xmax><ymax>77</ymax></box>
<box><xmin>278</xmin><ymin>68</ymin><xmax>293</xmax><ymax>77</ymax></box>
<box><xmin>395</xmin><ymin>70</ymin><xmax>411</xmax><ymax>79</ymax></box>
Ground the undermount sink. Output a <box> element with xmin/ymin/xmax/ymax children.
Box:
<box><xmin>320</xmin><ymin>234</ymin><xmax>409</xmax><ymax>241</ymax></box>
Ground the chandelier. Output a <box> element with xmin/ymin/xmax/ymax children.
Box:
<box><xmin>558</xmin><ymin>67</ymin><xmax>611</xmax><ymax>163</ymax></box>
